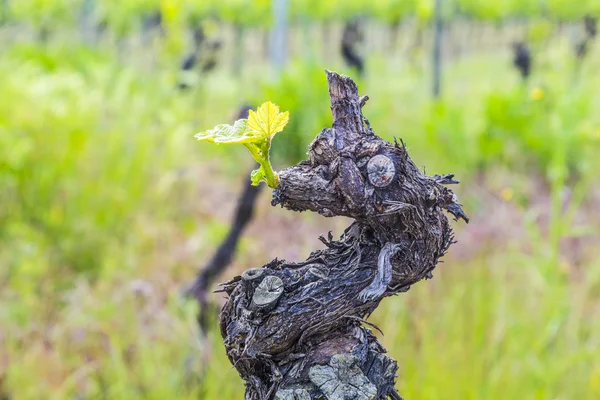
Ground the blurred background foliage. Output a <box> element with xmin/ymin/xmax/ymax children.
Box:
<box><xmin>1</xmin><ymin>0</ymin><xmax>600</xmax><ymax>399</ymax></box>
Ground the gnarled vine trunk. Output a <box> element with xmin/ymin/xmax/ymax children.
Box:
<box><xmin>219</xmin><ymin>71</ymin><xmax>468</xmax><ymax>400</ymax></box>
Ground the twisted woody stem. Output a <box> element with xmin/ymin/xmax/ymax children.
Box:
<box><xmin>218</xmin><ymin>71</ymin><xmax>468</xmax><ymax>400</ymax></box>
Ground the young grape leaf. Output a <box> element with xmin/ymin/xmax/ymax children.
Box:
<box><xmin>195</xmin><ymin>102</ymin><xmax>289</xmax><ymax>189</ymax></box>
<box><xmin>250</xmin><ymin>167</ymin><xmax>266</xmax><ymax>186</ymax></box>
<box><xmin>195</xmin><ymin>119</ymin><xmax>262</xmax><ymax>144</ymax></box>
<box><xmin>247</xmin><ymin>101</ymin><xmax>290</xmax><ymax>140</ymax></box>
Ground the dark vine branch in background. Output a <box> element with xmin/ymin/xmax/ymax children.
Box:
<box><xmin>218</xmin><ymin>71</ymin><xmax>468</xmax><ymax>399</ymax></box>
<box><xmin>512</xmin><ymin>41</ymin><xmax>531</xmax><ymax>81</ymax></box>
<box><xmin>186</xmin><ymin>106</ymin><xmax>261</xmax><ymax>331</ymax></box>
<box><xmin>341</xmin><ymin>18</ymin><xmax>365</xmax><ymax>77</ymax></box>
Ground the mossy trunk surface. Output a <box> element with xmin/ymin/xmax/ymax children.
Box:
<box><xmin>218</xmin><ymin>71</ymin><xmax>468</xmax><ymax>400</ymax></box>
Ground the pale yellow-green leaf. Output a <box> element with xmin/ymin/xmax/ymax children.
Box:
<box><xmin>194</xmin><ymin>119</ymin><xmax>262</xmax><ymax>144</ymax></box>
<box><xmin>247</xmin><ymin>101</ymin><xmax>290</xmax><ymax>140</ymax></box>
<box><xmin>194</xmin><ymin>101</ymin><xmax>289</xmax><ymax>188</ymax></box>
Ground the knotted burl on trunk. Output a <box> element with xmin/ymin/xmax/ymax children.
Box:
<box><xmin>218</xmin><ymin>71</ymin><xmax>468</xmax><ymax>400</ymax></box>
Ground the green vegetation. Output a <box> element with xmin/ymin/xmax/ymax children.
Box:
<box><xmin>5</xmin><ymin>0</ymin><xmax>600</xmax><ymax>27</ymax></box>
<box><xmin>1</xmin><ymin>3</ymin><xmax>600</xmax><ymax>399</ymax></box>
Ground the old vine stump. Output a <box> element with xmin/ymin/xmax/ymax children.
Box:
<box><xmin>218</xmin><ymin>71</ymin><xmax>468</xmax><ymax>400</ymax></box>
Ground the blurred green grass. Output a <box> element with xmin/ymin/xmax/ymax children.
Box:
<box><xmin>1</xmin><ymin>28</ymin><xmax>600</xmax><ymax>400</ymax></box>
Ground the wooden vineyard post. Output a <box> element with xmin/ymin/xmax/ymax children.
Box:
<box><xmin>80</xmin><ymin>0</ymin><xmax>96</xmax><ymax>45</ymax></box>
<box><xmin>233</xmin><ymin>24</ymin><xmax>245</xmax><ymax>76</ymax></box>
<box><xmin>1</xmin><ymin>0</ymin><xmax>8</xmax><ymax>25</ymax></box>
<box><xmin>432</xmin><ymin>0</ymin><xmax>443</xmax><ymax>98</ymax></box>
<box><xmin>269</xmin><ymin>0</ymin><xmax>288</xmax><ymax>73</ymax></box>
<box><xmin>218</xmin><ymin>71</ymin><xmax>468</xmax><ymax>400</ymax></box>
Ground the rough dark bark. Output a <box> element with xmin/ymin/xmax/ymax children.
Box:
<box><xmin>219</xmin><ymin>71</ymin><xmax>468</xmax><ymax>400</ymax></box>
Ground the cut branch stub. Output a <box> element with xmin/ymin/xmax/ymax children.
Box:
<box><xmin>242</xmin><ymin>267</ymin><xmax>265</xmax><ymax>282</ymax></box>
<box><xmin>242</xmin><ymin>267</ymin><xmax>266</xmax><ymax>292</ymax></box>
<box><xmin>367</xmin><ymin>155</ymin><xmax>396</xmax><ymax>188</ymax></box>
<box><xmin>251</xmin><ymin>275</ymin><xmax>284</xmax><ymax>312</ymax></box>
<box><xmin>219</xmin><ymin>71</ymin><xmax>467</xmax><ymax>400</ymax></box>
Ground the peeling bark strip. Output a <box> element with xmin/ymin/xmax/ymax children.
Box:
<box><xmin>219</xmin><ymin>71</ymin><xmax>468</xmax><ymax>400</ymax></box>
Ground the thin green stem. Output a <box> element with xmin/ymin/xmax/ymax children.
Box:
<box><xmin>244</xmin><ymin>142</ymin><xmax>279</xmax><ymax>188</ymax></box>
<box><xmin>259</xmin><ymin>142</ymin><xmax>279</xmax><ymax>188</ymax></box>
